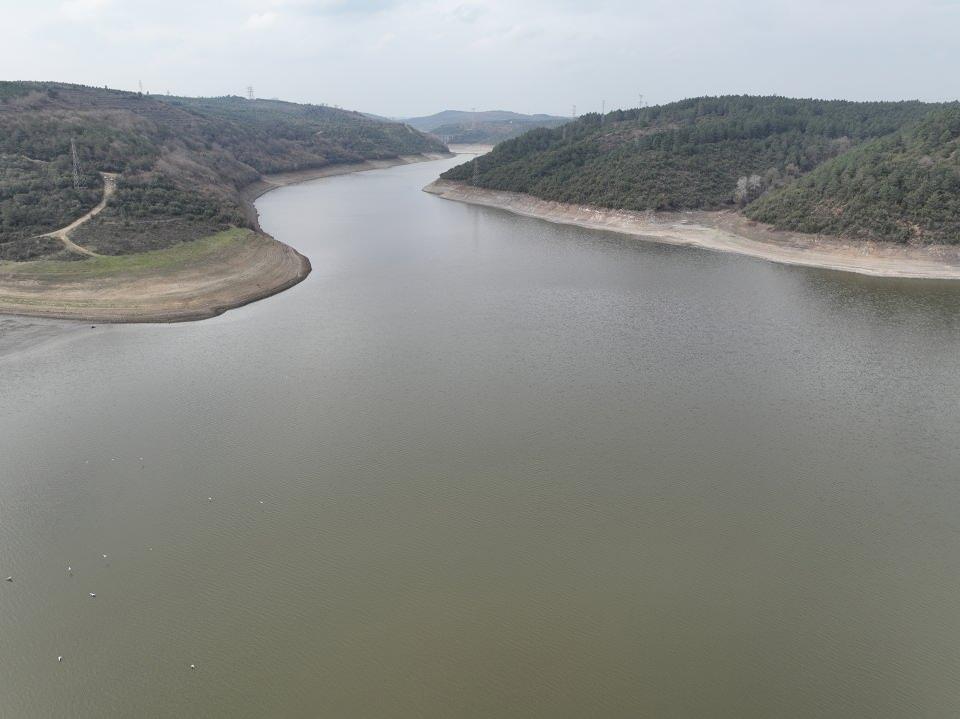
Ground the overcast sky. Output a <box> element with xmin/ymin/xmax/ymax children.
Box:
<box><xmin>3</xmin><ymin>0</ymin><xmax>959</xmax><ymax>118</ymax></box>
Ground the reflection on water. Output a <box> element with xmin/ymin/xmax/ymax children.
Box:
<box><xmin>0</xmin><ymin>316</ymin><xmax>86</xmax><ymax>358</ymax></box>
<box><xmin>2</xmin><ymin>156</ymin><xmax>960</xmax><ymax>718</ymax></box>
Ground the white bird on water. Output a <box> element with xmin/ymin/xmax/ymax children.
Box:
<box><xmin>89</xmin><ymin>592</ymin><xmax>96</xmax><ymax>598</ymax></box>
<box><xmin>5</xmin><ymin>576</ymin><xmax>12</xmax><ymax>582</ymax></box>
<box><xmin>190</xmin><ymin>664</ymin><xmax>197</xmax><ymax>670</ymax></box>
<box><xmin>101</xmin><ymin>554</ymin><xmax>108</xmax><ymax>559</ymax></box>
<box><xmin>58</xmin><ymin>656</ymin><xmax>63</xmax><ymax>663</ymax></box>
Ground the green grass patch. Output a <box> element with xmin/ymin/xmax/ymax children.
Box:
<box><xmin>0</xmin><ymin>228</ymin><xmax>255</xmax><ymax>280</ymax></box>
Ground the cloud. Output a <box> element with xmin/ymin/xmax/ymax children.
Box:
<box><xmin>268</xmin><ymin>0</ymin><xmax>403</xmax><ymax>14</ymax></box>
<box><xmin>58</xmin><ymin>0</ymin><xmax>112</xmax><ymax>21</ymax></box>
<box><xmin>2</xmin><ymin>0</ymin><xmax>958</xmax><ymax>117</ymax></box>
<box><xmin>245</xmin><ymin>11</ymin><xmax>278</xmax><ymax>28</ymax></box>
<box><xmin>451</xmin><ymin>3</ymin><xmax>483</xmax><ymax>22</ymax></box>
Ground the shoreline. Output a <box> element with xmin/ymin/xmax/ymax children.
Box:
<box><xmin>446</xmin><ymin>143</ymin><xmax>494</xmax><ymax>156</ymax></box>
<box><xmin>0</xmin><ymin>153</ymin><xmax>450</xmax><ymax>324</ymax></box>
<box><xmin>424</xmin><ymin>180</ymin><xmax>960</xmax><ymax>280</ymax></box>
<box><xmin>241</xmin><ymin>152</ymin><xmax>453</xmax><ymax>230</ymax></box>
<box><xmin>0</xmin><ymin>229</ymin><xmax>311</xmax><ymax>324</ymax></box>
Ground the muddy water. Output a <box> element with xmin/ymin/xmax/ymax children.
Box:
<box><xmin>2</xmin><ymin>155</ymin><xmax>960</xmax><ymax>717</ymax></box>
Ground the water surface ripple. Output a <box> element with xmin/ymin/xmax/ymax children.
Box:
<box><xmin>2</xmin><ymin>156</ymin><xmax>960</xmax><ymax>717</ymax></box>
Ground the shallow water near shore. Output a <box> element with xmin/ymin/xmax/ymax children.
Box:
<box><xmin>2</xmin><ymin>155</ymin><xmax>960</xmax><ymax>717</ymax></box>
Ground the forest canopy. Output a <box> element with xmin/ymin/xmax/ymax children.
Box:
<box><xmin>441</xmin><ymin>96</ymin><xmax>959</xmax><ymax>244</ymax></box>
<box><xmin>0</xmin><ymin>82</ymin><xmax>447</xmax><ymax>259</ymax></box>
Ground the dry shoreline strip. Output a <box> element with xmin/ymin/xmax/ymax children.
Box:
<box><xmin>0</xmin><ymin>153</ymin><xmax>450</xmax><ymax>323</ymax></box>
<box><xmin>424</xmin><ymin>180</ymin><xmax>960</xmax><ymax>280</ymax></box>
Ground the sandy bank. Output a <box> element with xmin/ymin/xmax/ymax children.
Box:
<box><xmin>0</xmin><ymin>153</ymin><xmax>450</xmax><ymax>323</ymax></box>
<box><xmin>425</xmin><ymin>180</ymin><xmax>960</xmax><ymax>280</ymax></box>
<box><xmin>447</xmin><ymin>144</ymin><xmax>494</xmax><ymax>156</ymax></box>
<box><xmin>0</xmin><ymin>229</ymin><xmax>310</xmax><ymax>323</ymax></box>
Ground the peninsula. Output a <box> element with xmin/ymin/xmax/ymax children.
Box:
<box><xmin>0</xmin><ymin>82</ymin><xmax>449</xmax><ymax>321</ymax></box>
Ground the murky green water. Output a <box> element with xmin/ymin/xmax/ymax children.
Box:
<box><xmin>2</xmin><ymin>155</ymin><xmax>960</xmax><ymax>717</ymax></box>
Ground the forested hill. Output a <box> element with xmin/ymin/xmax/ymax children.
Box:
<box><xmin>406</xmin><ymin>110</ymin><xmax>568</xmax><ymax>145</ymax></box>
<box><xmin>0</xmin><ymin>82</ymin><xmax>447</xmax><ymax>260</ymax></box>
<box><xmin>441</xmin><ymin>96</ymin><xmax>957</xmax><ymax>244</ymax></box>
<box><xmin>745</xmin><ymin>107</ymin><xmax>960</xmax><ymax>243</ymax></box>
<box><xmin>405</xmin><ymin>110</ymin><xmax>566</xmax><ymax>132</ymax></box>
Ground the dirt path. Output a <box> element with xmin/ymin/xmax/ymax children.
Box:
<box><xmin>41</xmin><ymin>172</ymin><xmax>118</xmax><ymax>256</ymax></box>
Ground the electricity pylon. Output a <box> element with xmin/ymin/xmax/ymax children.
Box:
<box><xmin>70</xmin><ymin>138</ymin><xmax>82</xmax><ymax>191</ymax></box>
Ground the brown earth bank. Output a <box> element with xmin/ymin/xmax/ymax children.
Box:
<box><xmin>446</xmin><ymin>144</ymin><xmax>494</xmax><ymax>156</ymax></box>
<box><xmin>0</xmin><ymin>153</ymin><xmax>450</xmax><ymax>323</ymax></box>
<box><xmin>424</xmin><ymin>180</ymin><xmax>960</xmax><ymax>280</ymax></box>
<box><xmin>0</xmin><ymin>229</ymin><xmax>310</xmax><ymax>323</ymax></box>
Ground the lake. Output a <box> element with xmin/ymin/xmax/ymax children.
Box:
<box><xmin>2</xmin><ymin>153</ymin><xmax>960</xmax><ymax>717</ymax></box>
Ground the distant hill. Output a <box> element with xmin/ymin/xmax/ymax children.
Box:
<box><xmin>441</xmin><ymin>96</ymin><xmax>959</xmax><ymax>244</ymax></box>
<box><xmin>405</xmin><ymin>110</ymin><xmax>568</xmax><ymax>145</ymax></box>
<box><xmin>0</xmin><ymin>82</ymin><xmax>447</xmax><ymax>260</ymax></box>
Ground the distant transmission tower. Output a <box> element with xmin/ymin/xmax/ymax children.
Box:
<box><xmin>571</xmin><ymin>104</ymin><xmax>577</xmax><ymax>118</ymax></box>
<box><xmin>601</xmin><ymin>99</ymin><xmax>605</xmax><ymax>124</ymax></box>
<box><xmin>247</xmin><ymin>85</ymin><xmax>255</xmax><ymax>100</ymax></box>
<box><xmin>70</xmin><ymin>138</ymin><xmax>82</xmax><ymax>191</ymax></box>
<box><xmin>139</xmin><ymin>80</ymin><xmax>143</xmax><ymax>94</ymax></box>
